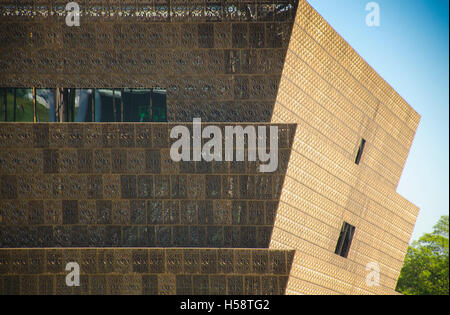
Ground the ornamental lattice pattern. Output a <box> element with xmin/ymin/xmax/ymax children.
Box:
<box><xmin>0</xmin><ymin>122</ymin><xmax>296</xmax><ymax>248</ymax></box>
<box><xmin>0</xmin><ymin>248</ymin><xmax>294</xmax><ymax>295</ymax></box>
<box><xmin>0</xmin><ymin>0</ymin><xmax>298</xmax><ymax>122</ymax></box>
<box><xmin>0</xmin><ymin>0</ymin><xmax>422</xmax><ymax>296</ymax></box>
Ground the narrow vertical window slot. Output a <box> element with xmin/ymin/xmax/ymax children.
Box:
<box><xmin>355</xmin><ymin>138</ymin><xmax>366</xmax><ymax>165</ymax></box>
<box><xmin>335</xmin><ymin>222</ymin><xmax>356</xmax><ymax>258</ymax></box>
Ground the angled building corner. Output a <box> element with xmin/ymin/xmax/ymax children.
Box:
<box><xmin>270</xmin><ymin>0</ymin><xmax>421</xmax><ymax>294</ymax></box>
<box><xmin>0</xmin><ymin>0</ymin><xmax>420</xmax><ymax>295</ymax></box>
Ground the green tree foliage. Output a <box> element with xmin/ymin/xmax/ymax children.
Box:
<box><xmin>396</xmin><ymin>215</ymin><xmax>449</xmax><ymax>295</ymax></box>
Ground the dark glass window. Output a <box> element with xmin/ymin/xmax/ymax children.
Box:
<box><xmin>355</xmin><ymin>138</ymin><xmax>366</xmax><ymax>165</ymax></box>
<box><xmin>75</xmin><ymin>89</ymin><xmax>94</xmax><ymax>122</ymax></box>
<box><xmin>94</xmin><ymin>89</ymin><xmax>123</xmax><ymax>122</ymax></box>
<box><xmin>123</xmin><ymin>89</ymin><xmax>152</xmax><ymax>122</ymax></box>
<box><xmin>63</xmin><ymin>88</ymin><xmax>76</xmax><ymax>122</ymax></box>
<box><xmin>151</xmin><ymin>89</ymin><xmax>167</xmax><ymax>122</ymax></box>
<box><xmin>335</xmin><ymin>222</ymin><xmax>356</xmax><ymax>258</ymax></box>
<box><xmin>0</xmin><ymin>88</ymin><xmax>166</xmax><ymax>123</ymax></box>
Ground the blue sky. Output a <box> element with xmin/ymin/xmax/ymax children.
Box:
<box><xmin>306</xmin><ymin>0</ymin><xmax>449</xmax><ymax>241</ymax></box>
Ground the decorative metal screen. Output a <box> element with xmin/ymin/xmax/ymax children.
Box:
<box><xmin>0</xmin><ymin>0</ymin><xmax>299</xmax><ymax>122</ymax></box>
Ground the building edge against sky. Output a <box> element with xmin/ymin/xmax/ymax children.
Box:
<box><xmin>269</xmin><ymin>0</ymin><xmax>420</xmax><ymax>294</ymax></box>
<box><xmin>0</xmin><ymin>0</ymin><xmax>421</xmax><ymax>295</ymax></box>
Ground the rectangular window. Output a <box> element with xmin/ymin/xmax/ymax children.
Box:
<box><xmin>1</xmin><ymin>88</ymin><xmax>6</xmax><ymax>122</ymax></box>
<box><xmin>151</xmin><ymin>89</ymin><xmax>167</xmax><ymax>122</ymax></box>
<box><xmin>355</xmin><ymin>138</ymin><xmax>366</xmax><ymax>165</ymax></box>
<box><xmin>75</xmin><ymin>89</ymin><xmax>94</xmax><ymax>122</ymax></box>
<box><xmin>335</xmin><ymin>222</ymin><xmax>355</xmax><ymax>258</ymax></box>
<box><xmin>0</xmin><ymin>88</ymin><xmax>167</xmax><ymax>123</ymax></box>
<box><xmin>122</xmin><ymin>89</ymin><xmax>152</xmax><ymax>122</ymax></box>
<box><xmin>0</xmin><ymin>88</ymin><xmax>46</xmax><ymax>122</ymax></box>
<box><xmin>95</xmin><ymin>89</ymin><xmax>124</xmax><ymax>122</ymax></box>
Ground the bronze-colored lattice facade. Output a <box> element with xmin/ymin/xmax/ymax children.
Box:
<box><xmin>0</xmin><ymin>0</ymin><xmax>297</xmax><ymax>122</ymax></box>
<box><xmin>0</xmin><ymin>0</ymin><xmax>421</xmax><ymax>295</ymax></box>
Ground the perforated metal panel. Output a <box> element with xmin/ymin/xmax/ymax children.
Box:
<box><xmin>0</xmin><ymin>0</ymin><xmax>421</xmax><ymax>295</ymax></box>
